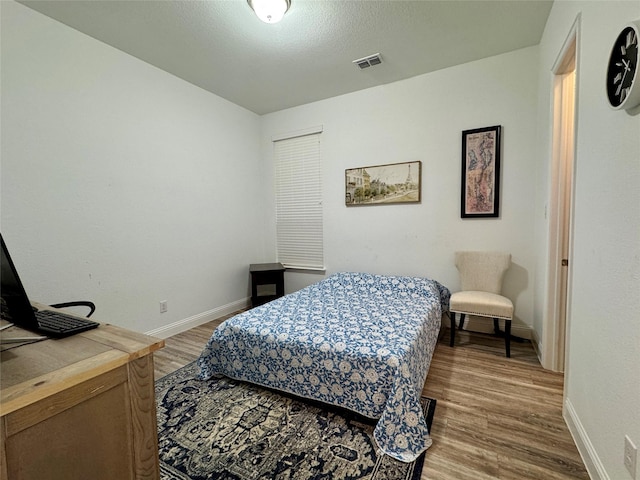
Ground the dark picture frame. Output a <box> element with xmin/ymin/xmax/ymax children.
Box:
<box><xmin>461</xmin><ymin>125</ymin><xmax>502</xmax><ymax>218</ymax></box>
<box><xmin>345</xmin><ymin>161</ymin><xmax>421</xmax><ymax>206</ymax></box>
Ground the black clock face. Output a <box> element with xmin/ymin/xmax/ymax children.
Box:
<box><xmin>607</xmin><ymin>26</ymin><xmax>639</xmax><ymax>108</ymax></box>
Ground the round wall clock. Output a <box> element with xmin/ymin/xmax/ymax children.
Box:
<box><xmin>606</xmin><ymin>20</ymin><xmax>640</xmax><ymax>110</ymax></box>
<box><xmin>607</xmin><ymin>20</ymin><xmax>640</xmax><ymax>110</ymax></box>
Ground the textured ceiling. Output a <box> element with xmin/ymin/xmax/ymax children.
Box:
<box><xmin>18</xmin><ymin>0</ymin><xmax>553</xmax><ymax>115</ymax></box>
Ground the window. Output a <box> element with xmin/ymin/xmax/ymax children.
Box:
<box><xmin>274</xmin><ymin>128</ymin><xmax>323</xmax><ymax>270</ymax></box>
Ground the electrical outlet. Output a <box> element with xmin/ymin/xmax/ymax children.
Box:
<box><xmin>160</xmin><ymin>300</ymin><xmax>168</xmax><ymax>313</ymax></box>
<box><xmin>625</xmin><ymin>435</ymin><xmax>638</xmax><ymax>479</ymax></box>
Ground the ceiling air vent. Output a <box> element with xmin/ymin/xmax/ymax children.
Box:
<box><xmin>352</xmin><ymin>53</ymin><xmax>382</xmax><ymax>69</ymax></box>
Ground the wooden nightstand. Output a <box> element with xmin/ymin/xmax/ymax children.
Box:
<box><xmin>250</xmin><ymin>263</ymin><xmax>285</xmax><ymax>307</ymax></box>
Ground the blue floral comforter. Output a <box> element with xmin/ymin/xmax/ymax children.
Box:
<box><xmin>197</xmin><ymin>272</ymin><xmax>450</xmax><ymax>462</ymax></box>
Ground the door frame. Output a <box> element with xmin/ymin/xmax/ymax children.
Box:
<box><xmin>543</xmin><ymin>15</ymin><xmax>580</xmax><ymax>374</ymax></box>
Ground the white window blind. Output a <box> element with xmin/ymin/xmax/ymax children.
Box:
<box><xmin>274</xmin><ymin>132</ymin><xmax>324</xmax><ymax>270</ymax></box>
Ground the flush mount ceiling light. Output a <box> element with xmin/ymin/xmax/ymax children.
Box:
<box><xmin>247</xmin><ymin>0</ymin><xmax>291</xmax><ymax>24</ymax></box>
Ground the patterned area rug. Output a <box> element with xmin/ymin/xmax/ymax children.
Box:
<box><xmin>156</xmin><ymin>362</ymin><xmax>436</xmax><ymax>480</ymax></box>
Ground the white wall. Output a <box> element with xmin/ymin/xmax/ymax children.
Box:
<box><xmin>261</xmin><ymin>46</ymin><xmax>540</xmax><ymax>335</ymax></box>
<box><xmin>1</xmin><ymin>1</ymin><xmax>267</xmax><ymax>334</ymax></box>
<box><xmin>4</xmin><ymin>1</ymin><xmax>639</xmax><ymax>477</ymax></box>
<box><xmin>535</xmin><ymin>1</ymin><xmax>640</xmax><ymax>478</ymax></box>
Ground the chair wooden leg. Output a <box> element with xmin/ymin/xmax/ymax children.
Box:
<box><xmin>493</xmin><ymin>318</ymin><xmax>500</xmax><ymax>334</ymax></box>
<box><xmin>459</xmin><ymin>313</ymin><xmax>466</xmax><ymax>330</ymax></box>
<box><xmin>505</xmin><ymin>319</ymin><xmax>511</xmax><ymax>358</ymax></box>
<box><xmin>449</xmin><ymin>312</ymin><xmax>456</xmax><ymax>347</ymax></box>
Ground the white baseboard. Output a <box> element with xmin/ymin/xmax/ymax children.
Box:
<box><xmin>564</xmin><ymin>398</ymin><xmax>607</xmax><ymax>479</ymax></box>
<box><xmin>145</xmin><ymin>297</ymin><xmax>250</xmax><ymax>339</ymax></box>
<box><xmin>530</xmin><ymin>328</ymin><xmax>543</xmax><ymax>363</ymax></box>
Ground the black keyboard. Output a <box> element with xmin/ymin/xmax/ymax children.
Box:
<box><xmin>35</xmin><ymin>309</ymin><xmax>99</xmax><ymax>336</ymax></box>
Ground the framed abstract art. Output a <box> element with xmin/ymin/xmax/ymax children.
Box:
<box><xmin>461</xmin><ymin>125</ymin><xmax>502</xmax><ymax>218</ymax></box>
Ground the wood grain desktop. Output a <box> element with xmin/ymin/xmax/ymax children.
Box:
<box><xmin>0</xmin><ymin>310</ymin><xmax>164</xmax><ymax>480</ymax></box>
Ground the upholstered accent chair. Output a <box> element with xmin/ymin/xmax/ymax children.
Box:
<box><xmin>449</xmin><ymin>251</ymin><xmax>514</xmax><ymax>357</ymax></box>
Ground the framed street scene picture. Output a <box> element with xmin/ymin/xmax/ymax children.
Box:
<box><xmin>345</xmin><ymin>161</ymin><xmax>421</xmax><ymax>206</ymax></box>
<box><xmin>461</xmin><ymin>125</ymin><xmax>501</xmax><ymax>218</ymax></box>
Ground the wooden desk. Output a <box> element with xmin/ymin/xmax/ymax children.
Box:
<box><xmin>0</xmin><ymin>315</ymin><xmax>164</xmax><ymax>480</ymax></box>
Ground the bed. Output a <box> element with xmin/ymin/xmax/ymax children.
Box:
<box><xmin>197</xmin><ymin>271</ymin><xmax>450</xmax><ymax>462</ymax></box>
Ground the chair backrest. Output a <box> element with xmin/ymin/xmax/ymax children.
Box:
<box><xmin>455</xmin><ymin>251</ymin><xmax>511</xmax><ymax>294</ymax></box>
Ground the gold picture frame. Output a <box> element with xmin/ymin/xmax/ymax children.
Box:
<box><xmin>345</xmin><ymin>161</ymin><xmax>421</xmax><ymax>206</ymax></box>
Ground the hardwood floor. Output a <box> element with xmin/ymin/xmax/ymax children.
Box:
<box><xmin>153</xmin><ymin>315</ymin><xmax>589</xmax><ymax>480</ymax></box>
<box><xmin>421</xmin><ymin>331</ymin><xmax>589</xmax><ymax>480</ymax></box>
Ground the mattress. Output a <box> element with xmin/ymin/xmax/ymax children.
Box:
<box><xmin>197</xmin><ymin>271</ymin><xmax>450</xmax><ymax>462</ymax></box>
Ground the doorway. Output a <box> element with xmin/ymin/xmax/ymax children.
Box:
<box><xmin>544</xmin><ymin>20</ymin><xmax>579</xmax><ymax>373</ymax></box>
